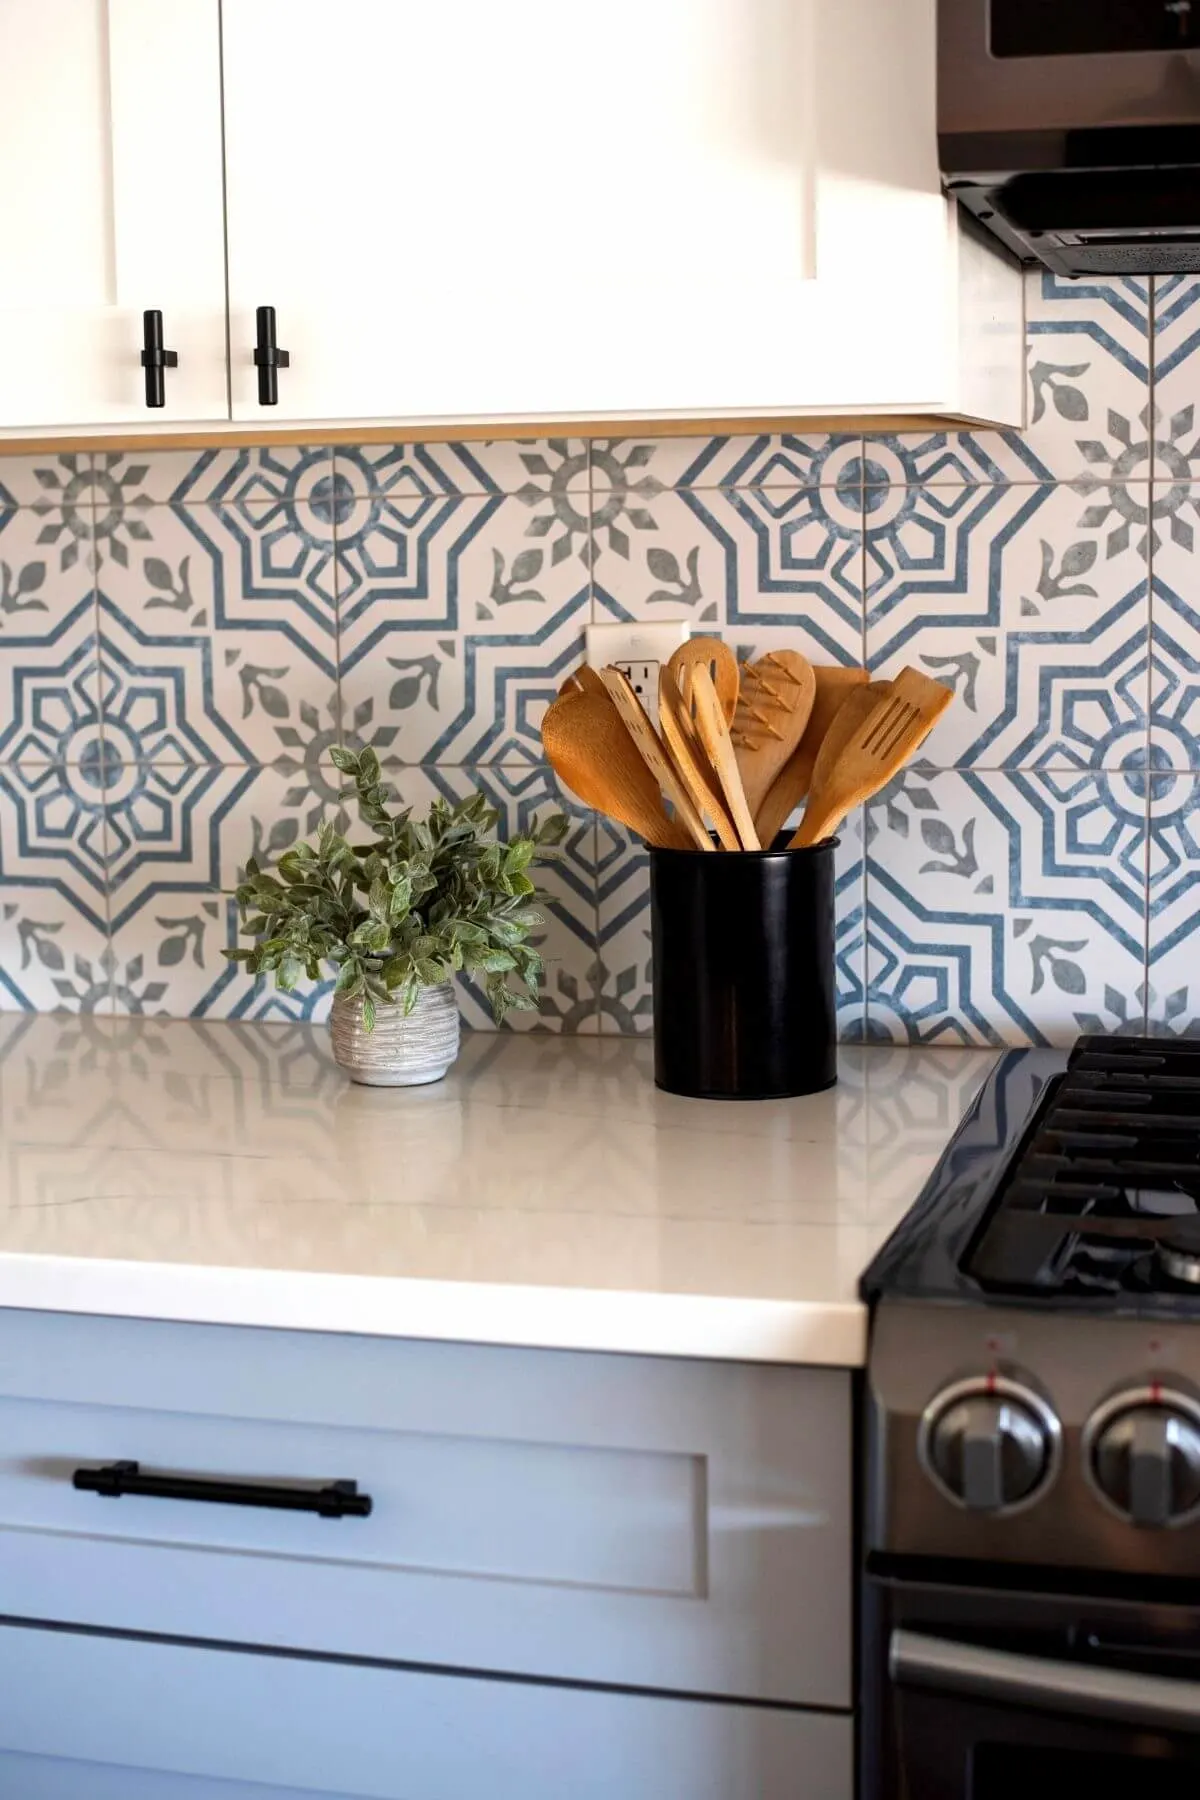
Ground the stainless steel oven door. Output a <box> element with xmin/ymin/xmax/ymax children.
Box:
<box><xmin>866</xmin><ymin>1573</ymin><xmax>1200</xmax><ymax>1800</ymax></box>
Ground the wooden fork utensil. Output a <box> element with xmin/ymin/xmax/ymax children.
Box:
<box><xmin>788</xmin><ymin>669</ymin><xmax>952</xmax><ymax>848</ymax></box>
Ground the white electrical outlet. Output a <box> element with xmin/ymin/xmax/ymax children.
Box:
<box><xmin>585</xmin><ymin>620</ymin><xmax>692</xmax><ymax>717</ymax></box>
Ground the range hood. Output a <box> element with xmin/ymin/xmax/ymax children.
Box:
<box><xmin>939</xmin><ymin>0</ymin><xmax>1200</xmax><ymax>276</ymax></box>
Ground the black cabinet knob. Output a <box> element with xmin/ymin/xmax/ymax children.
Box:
<box><xmin>253</xmin><ymin>304</ymin><xmax>291</xmax><ymax>406</ymax></box>
<box><xmin>140</xmin><ymin>309</ymin><xmax>178</xmax><ymax>409</ymax></box>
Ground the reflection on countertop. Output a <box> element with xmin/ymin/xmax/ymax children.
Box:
<box><xmin>0</xmin><ymin>1015</ymin><xmax>997</xmax><ymax>1367</ymax></box>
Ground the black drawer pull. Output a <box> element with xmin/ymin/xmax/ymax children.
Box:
<box><xmin>72</xmin><ymin>1460</ymin><xmax>372</xmax><ymax>1519</ymax></box>
<box><xmin>252</xmin><ymin>303</ymin><xmax>290</xmax><ymax>406</ymax></box>
<box><xmin>140</xmin><ymin>309</ymin><xmax>178</xmax><ymax>409</ymax></box>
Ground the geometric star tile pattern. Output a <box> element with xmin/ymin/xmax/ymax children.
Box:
<box><xmin>0</xmin><ymin>270</ymin><xmax>1197</xmax><ymax>1041</ymax></box>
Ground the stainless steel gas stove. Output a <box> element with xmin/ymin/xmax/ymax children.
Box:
<box><xmin>862</xmin><ymin>1037</ymin><xmax>1200</xmax><ymax>1800</ymax></box>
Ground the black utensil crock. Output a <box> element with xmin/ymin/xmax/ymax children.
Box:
<box><xmin>648</xmin><ymin>837</ymin><xmax>838</xmax><ymax>1099</ymax></box>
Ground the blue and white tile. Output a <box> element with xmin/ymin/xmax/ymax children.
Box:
<box><xmin>0</xmin><ymin>497</ymin><xmax>100</xmax><ymax>769</ymax></box>
<box><xmin>1146</xmin><ymin>770</ymin><xmax>1200</xmax><ymax>1034</ymax></box>
<box><xmin>89</xmin><ymin>445</ymin><xmax>336</xmax><ymax>510</ymax></box>
<box><xmin>0</xmin><ymin>452</ymin><xmax>97</xmax><ymax>556</ymax></box>
<box><xmin>96</xmin><ymin>501</ymin><xmax>338</xmax><ymax>766</ymax></box>
<box><xmin>105</xmin><ymin>764</ymin><xmax>338</xmax><ymax>1020</ymax></box>
<box><xmin>1148</xmin><ymin>489</ymin><xmax>1200</xmax><ymax>770</ymax></box>
<box><xmin>592</xmin><ymin>473</ymin><xmax>865</xmax><ymax>664</ymax></box>
<box><xmin>0</xmin><ymin>882</ymin><xmax>112</xmax><ymax>1015</ymax></box>
<box><xmin>0</xmin><ymin>755</ymin><xmax>111</xmax><ymax>1012</ymax></box>
<box><xmin>338</xmin><ymin>494</ymin><xmax>590</xmax><ymax>765</ymax></box>
<box><xmin>594</xmin><ymin>813</ymin><xmax>866</xmax><ymax>1040</ymax></box>
<box><xmin>861</xmin><ymin>426</ymin><xmax>1052</xmax><ymax>488</ymax></box>
<box><xmin>1020</xmin><ymin>269</ymin><xmax>1152</xmax><ymax>481</ymax></box>
<box><xmin>334</xmin><ymin>438</ymin><xmax>588</xmax><ymax>499</ymax></box>
<box><xmin>866</xmin><ymin>481</ymin><xmax>1150</xmax><ymax>768</ymax></box>
<box><xmin>589</xmin><ymin>432</ymin><xmax>858</xmax><ymax>495</ymax></box>
<box><xmin>1153</xmin><ymin>278</ymin><xmax>1200</xmax><ymax>428</ymax></box>
<box><xmin>0</xmin><ymin>760</ymin><xmax>109</xmax><ymax>929</ymax></box>
<box><xmin>865</xmin><ymin>767</ymin><xmax>1147</xmax><ymax>1046</ymax></box>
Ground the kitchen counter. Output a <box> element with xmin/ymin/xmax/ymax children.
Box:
<box><xmin>0</xmin><ymin>1014</ymin><xmax>996</xmax><ymax>1367</ymax></box>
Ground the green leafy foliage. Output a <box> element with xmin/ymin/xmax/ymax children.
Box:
<box><xmin>224</xmin><ymin>747</ymin><xmax>568</xmax><ymax>1027</ymax></box>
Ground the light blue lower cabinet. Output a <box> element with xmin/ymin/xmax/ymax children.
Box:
<box><xmin>0</xmin><ymin>1621</ymin><xmax>851</xmax><ymax>1799</ymax></box>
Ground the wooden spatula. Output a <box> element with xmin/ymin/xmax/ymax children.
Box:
<box><xmin>788</xmin><ymin>668</ymin><xmax>953</xmax><ymax>848</ymax></box>
<box><xmin>659</xmin><ymin>677</ymin><xmax>741</xmax><ymax>850</ymax></box>
<box><xmin>541</xmin><ymin>691</ymin><xmax>693</xmax><ymax>849</ymax></box>
<box><xmin>665</xmin><ymin>637</ymin><xmax>739</xmax><ymax>728</ymax></box>
<box><xmin>754</xmin><ymin>666</ymin><xmax>870</xmax><ymax>846</ymax></box>
<box><xmin>598</xmin><ymin>667</ymin><xmax>713</xmax><ymax>851</ymax></box>
<box><xmin>557</xmin><ymin>664</ymin><xmax>608</xmax><ymax>699</ymax></box>
<box><xmin>730</xmin><ymin>650</ymin><xmax>816</xmax><ymax>819</ymax></box>
<box><xmin>691</xmin><ymin>664</ymin><xmax>761</xmax><ymax>850</ymax></box>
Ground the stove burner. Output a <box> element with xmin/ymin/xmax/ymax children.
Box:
<box><xmin>1156</xmin><ymin>1217</ymin><xmax>1200</xmax><ymax>1288</ymax></box>
<box><xmin>965</xmin><ymin>1036</ymin><xmax>1200</xmax><ymax>1301</ymax></box>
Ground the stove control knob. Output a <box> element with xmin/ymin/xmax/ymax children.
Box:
<box><xmin>920</xmin><ymin>1379</ymin><xmax>1059</xmax><ymax>1514</ymax></box>
<box><xmin>1085</xmin><ymin>1390</ymin><xmax>1200</xmax><ymax>1529</ymax></box>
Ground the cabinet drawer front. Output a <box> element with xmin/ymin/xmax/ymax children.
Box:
<box><xmin>0</xmin><ymin>1309</ymin><xmax>850</xmax><ymax>1706</ymax></box>
<box><xmin>0</xmin><ymin>1621</ymin><xmax>852</xmax><ymax>1800</ymax></box>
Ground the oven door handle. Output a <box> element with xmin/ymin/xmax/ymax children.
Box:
<box><xmin>891</xmin><ymin>1629</ymin><xmax>1200</xmax><ymax>1734</ymax></box>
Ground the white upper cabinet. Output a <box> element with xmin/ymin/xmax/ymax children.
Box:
<box><xmin>221</xmin><ymin>0</ymin><xmax>1023</xmax><ymax>427</ymax></box>
<box><xmin>0</xmin><ymin>0</ymin><xmax>227</xmax><ymax>430</ymax></box>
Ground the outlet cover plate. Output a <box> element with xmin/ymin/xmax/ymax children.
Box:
<box><xmin>585</xmin><ymin>620</ymin><xmax>691</xmax><ymax>716</ymax></box>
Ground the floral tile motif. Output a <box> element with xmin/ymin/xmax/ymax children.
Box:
<box><xmin>89</xmin><ymin>445</ymin><xmax>335</xmax><ymax>510</ymax></box>
<box><xmin>589</xmin><ymin>433</ymin><xmax>857</xmax><ymax>494</ymax></box>
<box><xmin>334</xmin><ymin>438</ymin><xmax>588</xmax><ymax>498</ymax></box>
<box><xmin>865</xmin><ymin>767</ymin><xmax>1147</xmax><ymax>1047</ymax></box>
<box><xmin>1149</xmin><ymin>487</ymin><xmax>1200</xmax><ymax>772</ymax></box>
<box><xmin>95</xmin><ymin>501</ymin><xmax>338</xmax><ymax>766</ymax></box>
<box><xmin>592</xmin><ymin>453</ymin><xmax>865</xmax><ymax>664</ymax></box>
<box><xmin>0</xmin><ymin>509</ymin><xmax>100</xmax><ymax>767</ymax></box>
<box><xmin>0</xmin><ymin>452</ymin><xmax>97</xmax><ymax>547</ymax></box>
<box><xmin>595</xmin><ymin>816</ymin><xmax>867</xmax><ymax>1041</ymax></box>
<box><xmin>0</xmin><ymin>883</ymin><xmax>112</xmax><ymax>1015</ymax></box>
<box><xmin>866</xmin><ymin>481</ymin><xmax>1150</xmax><ymax>769</ymax></box>
<box><xmin>105</xmin><ymin>764</ymin><xmax>342</xmax><ymax>1020</ymax></box>
<box><xmin>1146</xmin><ymin>770</ymin><xmax>1200</xmax><ymax>1035</ymax></box>
<box><xmin>339</xmin><ymin>494</ymin><xmax>590</xmax><ymax>765</ymax></box>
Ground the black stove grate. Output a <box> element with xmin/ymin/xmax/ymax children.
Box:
<box><xmin>965</xmin><ymin>1037</ymin><xmax>1200</xmax><ymax>1299</ymax></box>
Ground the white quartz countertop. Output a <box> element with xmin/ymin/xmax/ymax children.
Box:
<box><xmin>0</xmin><ymin>1015</ymin><xmax>997</xmax><ymax>1366</ymax></box>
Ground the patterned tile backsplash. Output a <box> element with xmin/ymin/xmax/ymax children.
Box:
<box><xmin>2</xmin><ymin>269</ymin><xmax>1199</xmax><ymax>1044</ymax></box>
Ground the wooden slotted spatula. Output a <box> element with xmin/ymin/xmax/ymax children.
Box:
<box><xmin>541</xmin><ymin>691</ymin><xmax>692</xmax><ymax>849</ymax></box>
<box><xmin>691</xmin><ymin>663</ymin><xmax>761</xmax><ymax>850</ymax></box>
<box><xmin>754</xmin><ymin>666</ymin><xmax>870</xmax><ymax>846</ymax></box>
<box><xmin>730</xmin><ymin>650</ymin><xmax>816</xmax><ymax>819</ymax></box>
<box><xmin>598</xmin><ymin>667</ymin><xmax>713</xmax><ymax>851</ymax></box>
<box><xmin>659</xmin><ymin>676</ymin><xmax>741</xmax><ymax>850</ymax></box>
<box><xmin>665</xmin><ymin>637</ymin><xmax>739</xmax><ymax>728</ymax></box>
<box><xmin>788</xmin><ymin>668</ymin><xmax>953</xmax><ymax>848</ymax></box>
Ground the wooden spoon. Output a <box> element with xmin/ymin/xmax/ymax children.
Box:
<box><xmin>557</xmin><ymin>664</ymin><xmax>609</xmax><ymax>699</ymax></box>
<box><xmin>730</xmin><ymin>650</ymin><xmax>816</xmax><ymax>819</ymax></box>
<box><xmin>659</xmin><ymin>677</ymin><xmax>740</xmax><ymax>850</ymax></box>
<box><xmin>598</xmin><ymin>668</ymin><xmax>713</xmax><ymax>851</ymax></box>
<box><xmin>541</xmin><ymin>691</ymin><xmax>692</xmax><ymax>849</ymax></box>
<box><xmin>691</xmin><ymin>663</ymin><xmax>761</xmax><ymax>850</ymax></box>
<box><xmin>665</xmin><ymin>637</ymin><xmax>739</xmax><ymax>728</ymax></box>
<box><xmin>754</xmin><ymin>667</ymin><xmax>870</xmax><ymax>846</ymax></box>
<box><xmin>789</xmin><ymin>668</ymin><xmax>953</xmax><ymax>848</ymax></box>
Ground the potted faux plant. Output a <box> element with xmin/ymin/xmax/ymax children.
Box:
<box><xmin>226</xmin><ymin>747</ymin><xmax>567</xmax><ymax>1086</ymax></box>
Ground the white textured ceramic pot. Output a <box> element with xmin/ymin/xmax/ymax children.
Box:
<box><xmin>329</xmin><ymin>983</ymin><xmax>461</xmax><ymax>1087</ymax></box>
